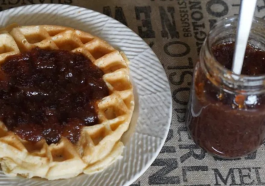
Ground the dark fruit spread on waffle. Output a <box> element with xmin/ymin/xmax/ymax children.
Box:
<box><xmin>0</xmin><ymin>47</ymin><xmax>109</xmax><ymax>144</ymax></box>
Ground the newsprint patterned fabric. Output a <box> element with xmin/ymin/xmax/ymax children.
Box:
<box><xmin>1</xmin><ymin>0</ymin><xmax>265</xmax><ymax>185</ymax></box>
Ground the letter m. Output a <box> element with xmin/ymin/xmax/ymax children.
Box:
<box><xmin>212</xmin><ymin>168</ymin><xmax>235</xmax><ymax>185</ymax></box>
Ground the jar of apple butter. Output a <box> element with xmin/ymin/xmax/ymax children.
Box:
<box><xmin>186</xmin><ymin>16</ymin><xmax>265</xmax><ymax>158</ymax></box>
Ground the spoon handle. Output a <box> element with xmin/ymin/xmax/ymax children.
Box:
<box><xmin>232</xmin><ymin>0</ymin><xmax>257</xmax><ymax>75</ymax></box>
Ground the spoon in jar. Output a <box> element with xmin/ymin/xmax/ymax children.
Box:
<box><xmin>232</xmin><ymin>0</ymin><xmax>257</xmax><ymax>75</ymax></box>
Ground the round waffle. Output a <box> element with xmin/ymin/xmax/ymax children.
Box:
<box><xmin>0</xmin><ymin>25</ymin><xmax>134</xmax><ymax>180</ymax></box>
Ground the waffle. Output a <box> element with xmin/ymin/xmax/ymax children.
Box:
<box><xmin>0</xmin><ymin>25</ymin><xmax>134</xmax><ymax>180</ymax></box>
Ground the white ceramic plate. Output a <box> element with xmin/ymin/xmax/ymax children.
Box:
<box><xmin>0</xmin><ymin>4</ymin><xmax>172</xmax><ymax>186</ymax></box>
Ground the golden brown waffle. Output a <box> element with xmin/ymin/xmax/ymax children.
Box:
<box><xmin>0</xmin><ymin>25</ymin><xmax>134</xmax><ymax>180</ymax></box>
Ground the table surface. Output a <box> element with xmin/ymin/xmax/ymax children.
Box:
<box><xmin>1</xmin><ymin>0</ymin><xmax>265</xmax><ymax>185</ymax></box>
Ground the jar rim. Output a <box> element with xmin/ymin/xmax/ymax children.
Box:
<box><xmin>205</xmin><ymin>15</ymin><xmax>265</xmax><ymax>82</ymax></box>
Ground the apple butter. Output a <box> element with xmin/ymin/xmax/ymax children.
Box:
<box><xmin>186</xmin><ymin>16</ymin><xmax>265</xmax><ymax>158</ymax></box>
<box><xmin>187</xmin><ymin>41</ymin><xmax>265</xmax><ymax>158</ymax></box>
<box><xmin>0</xmin><ymin>47</ymin><xmax>109</xmax><ymax>144</ymax></box>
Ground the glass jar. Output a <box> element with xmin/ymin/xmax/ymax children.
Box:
<box><xmin>186</xmin><ymin>16</ymin><xmax>265</xmax><ymax>158</ymax></box>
